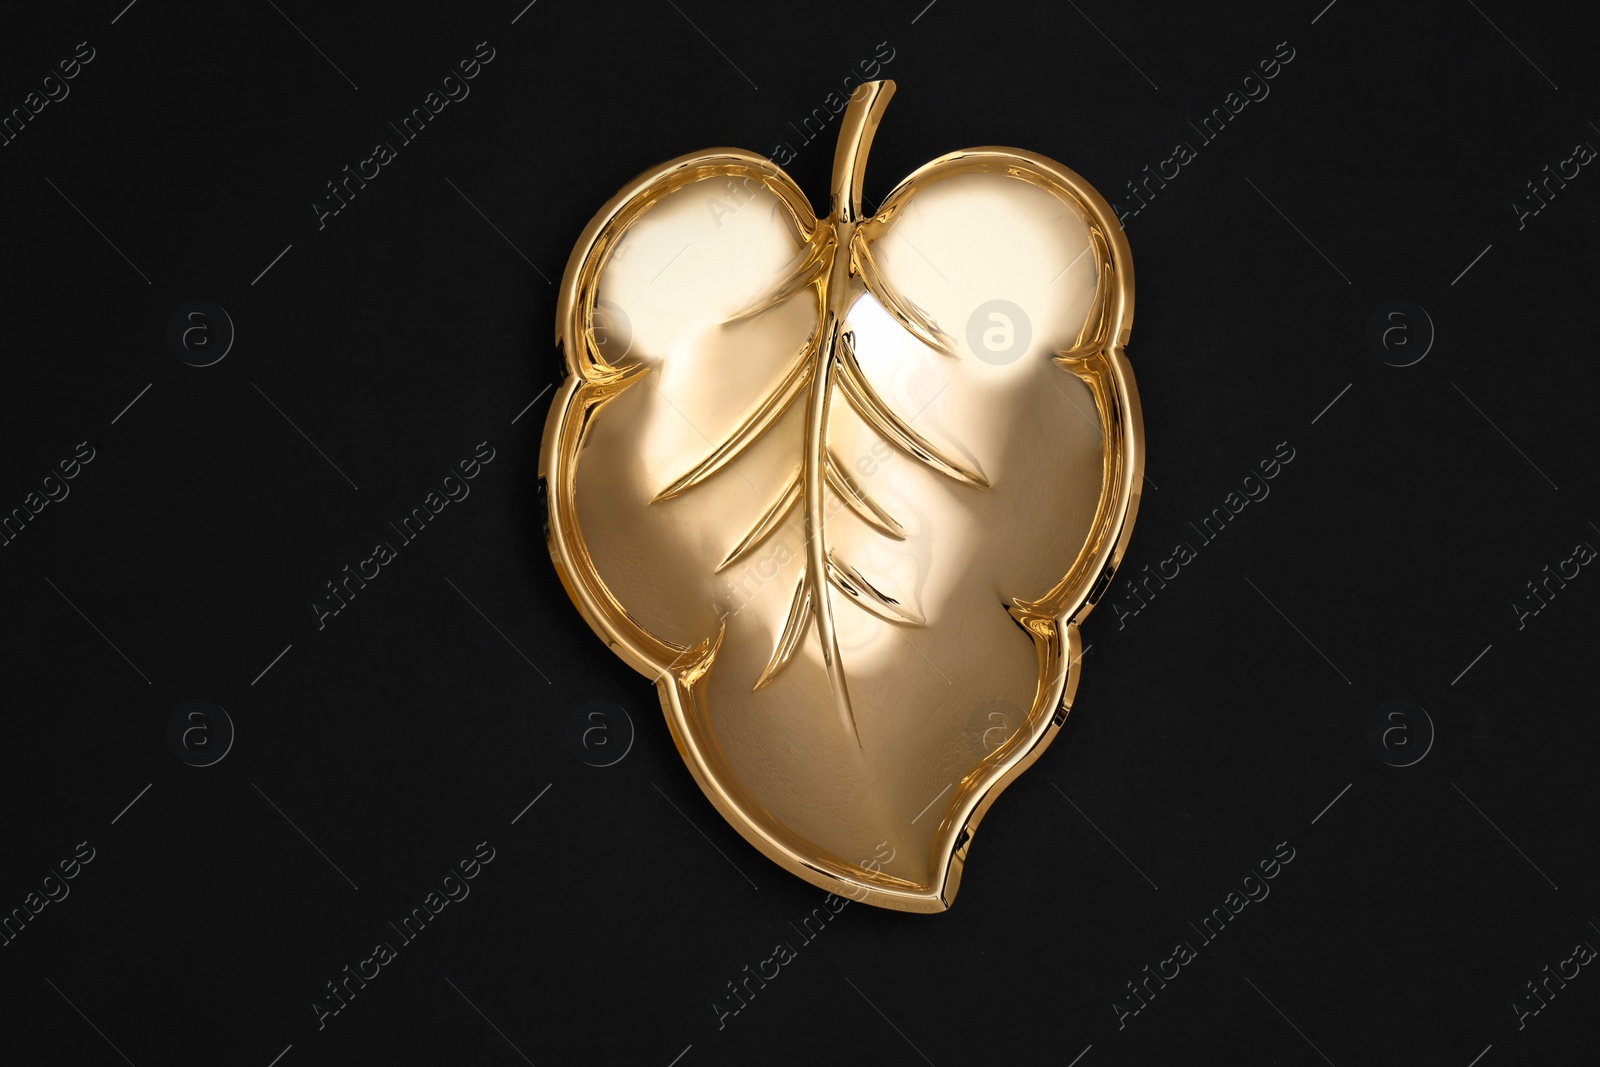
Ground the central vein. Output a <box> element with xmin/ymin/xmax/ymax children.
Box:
<box><xmin>802</xmin><ymin>80</ymin><xmax>896</xmax><ymax>750</ymax></box>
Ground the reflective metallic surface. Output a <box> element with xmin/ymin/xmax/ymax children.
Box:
<box><xmin>540</xmin><ymin>81</ymin><xmax>1142</xmax><ymax>911</ymax></box>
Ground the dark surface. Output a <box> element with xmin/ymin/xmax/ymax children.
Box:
<box><xmin>1</xmin><ymin>1</ymin><xmax>1596</xmax><ymax>1064</ymax></box>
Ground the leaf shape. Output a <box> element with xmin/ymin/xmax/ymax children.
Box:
<box><xmin>541</xmin><ymin>84</ymin><xmax>1142</xmax><ymax>912</ymax></box>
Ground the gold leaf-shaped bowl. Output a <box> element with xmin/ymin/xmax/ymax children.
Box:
<box><xmin>540</xmin><ymin>82</ymin><xmax>1142</xmax><ymax>911</ymax></box>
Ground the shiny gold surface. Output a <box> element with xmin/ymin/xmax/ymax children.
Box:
<box><xmin>539</xmin><ymin>81</ymin><xmax>1142</xmax><ymax>911</ymax></box>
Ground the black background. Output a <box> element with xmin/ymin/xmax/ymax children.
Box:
<box><xmin>2</xmin><ymin>1</ymin><xmax>1597</xmax><ymax>1064</ymax></box>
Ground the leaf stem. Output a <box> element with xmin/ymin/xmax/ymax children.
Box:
<box><xmin>830</xmin><ymin>81</ymin><xmax>895</xmax><ymax>224</ymax></box>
